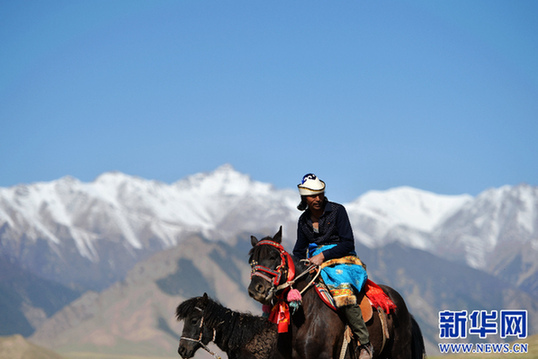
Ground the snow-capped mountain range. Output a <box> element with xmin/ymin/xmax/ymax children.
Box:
<box><xmin>1</xmin><ymin>164</ymin><xmax>537</xmax><ymax>293</ymax></box>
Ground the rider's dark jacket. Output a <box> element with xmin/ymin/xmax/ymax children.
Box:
<box><xmin>292</xmin><ymin>200</ymin><xmax>355</xmax><ymax>261</ymax></box>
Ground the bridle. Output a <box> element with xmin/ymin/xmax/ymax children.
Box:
<box><xmin>250</xmin><ymin>240</ymin><xmax>296</xmax><ymax>291</ymax></box>
<box><xmin>179</xmin><ymin>306</ymin><xmax>221</xmax><ymax>359</ymax></box>
<box><xmin>250</xmin><ymin>240</ymin><xmax>321</xmax><ymax>298</ymax></box>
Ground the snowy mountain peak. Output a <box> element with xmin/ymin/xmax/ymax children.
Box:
<box><xmin>175</xmin><ymin>164</ymin><xmax>272</xmax><ymax>196</ymax></box>
<box><xmin>57</xmin><ymin>175</ymin><xmax>81</xmax><ymax>185</ymax></box>
<box><xmin>214</xmin><ymin>163</ymin><xmax>236</xmax><ymax>173</ymax></box>
<box><xmin>93</xmin><ymin>171</ymin><xmax>143</xmax><ymax>186</ymax></box>
<box><xmin>469</xmin><ymin>183</ymin><xmax>538</xmax><ymax>238</ymax></box>
<box><xmin>348</xmin><ymin>186</ymin><xmax>472</xmax><ymax>233</ymax></box>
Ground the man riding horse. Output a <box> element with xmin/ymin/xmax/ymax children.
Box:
<box><xmin>293</xmin><ymin>173</ymin><xmax>373</xmax><ymax>359</ymax></box>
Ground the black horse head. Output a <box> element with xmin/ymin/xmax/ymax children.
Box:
<box><xmin>248</xmin><ymin>226</ymin><xmax>294</xmax><ymax>305</ymax></box>
<box><xmin>175</xmin><ymin>293</ymin><xmax>214</xmax><ymax>359</ymax></box>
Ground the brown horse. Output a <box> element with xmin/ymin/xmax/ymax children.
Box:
<box><xmin>176</xmin><ymin>293</ymin><xmax>290</xmax><ymax>359</ymax></box>
<box><xmin>248</xmin><ymin>227</ymin><xmax>426</xmax><ymax>359</ymax></box>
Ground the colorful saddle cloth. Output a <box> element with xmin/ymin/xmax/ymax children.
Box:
<box><xmin>310</xmin><ymin>244</ymin><xmax>367</xmax><ymax>307</ymax></box>
<box><xmin>309</xmin><ymin>244</ymin><xmax>396</xmax><ymax>315</ymax></box>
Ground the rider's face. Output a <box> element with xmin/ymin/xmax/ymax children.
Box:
<box><xmin>306</xmin><ymin>193</ymin><xmax>324</xmax><ymax>211</ymax></box>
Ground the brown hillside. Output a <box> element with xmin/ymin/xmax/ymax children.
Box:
<box><xmin>29</xmin><ymin>234</ymin><xmax>258</xmax><ymax>357</ymax></box>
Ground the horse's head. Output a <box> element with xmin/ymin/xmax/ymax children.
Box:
<box><xmin>248</xmin><ymin>226</ymin><xmax>294</xmax><ymax>304</ymax></box>
<box><xmin>175</xmin><ymin>293</ymin><xmax>214</xmax><ymax>359</ymax></box>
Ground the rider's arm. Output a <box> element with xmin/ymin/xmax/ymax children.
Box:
<box><xmin>293</xmin><ymin>222</ymin><xmax>309</xmax><ymax>259</ymax></box>
<box><xmin>320</xmin><ymin>205</ymin><xmax>354</xmax><ymax>260</ymax></box>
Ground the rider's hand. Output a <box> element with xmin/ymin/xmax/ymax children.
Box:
<box><xmin>309</xmin><ymin>252</ymin><xmax>325</xmax><ymax>266</ymax></box>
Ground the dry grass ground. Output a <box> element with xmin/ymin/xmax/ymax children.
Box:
<box><xmin>0</xmin><ymin>335</ymin><xmax>65</xmax><ymax>359</ymax></box>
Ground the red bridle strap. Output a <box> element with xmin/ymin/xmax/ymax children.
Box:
<box><xmin>251</xmin><ymin>240</ymin><xmax>296</xmax><ymax>286</ymax></box>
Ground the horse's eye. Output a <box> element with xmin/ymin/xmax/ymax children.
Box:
<box><xmin>190</xmin><ymin>317</ymin><xmax>199</xmax><ymax>325</ymax></box>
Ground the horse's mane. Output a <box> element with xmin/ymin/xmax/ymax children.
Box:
<box><xmin>290</xmin><ymin>253</ymin><xmax>308</xmax><ymax>272</ymax></box>
<box><xmin>176</xmin><ymin>296</ymin><xmax>202</xmax><ymax>319</ymax></box>
<box><xmin>177</xmin><ymin>295</ymin><xmax>275</xmax><ymax>351</ymax></box>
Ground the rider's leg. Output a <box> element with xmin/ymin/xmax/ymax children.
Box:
<box><xmin>342</xmin><ymin>304</ymin><xmax>373</xmax><ymax>358</ymax></box>
<box><xmin>342</xmin><ymin>304</ymin><xmax>369</xmax><ymax>345</ymax></box>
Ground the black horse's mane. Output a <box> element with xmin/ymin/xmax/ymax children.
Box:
<box><xmin>176</xmin><ymin>295</ymin><xmax>275</xmax><ymax>351</ymax></box>
<box><xmin>290</xmin><ymin>253</ymin><xmax>308</xmax><ymax>272</ymax></box>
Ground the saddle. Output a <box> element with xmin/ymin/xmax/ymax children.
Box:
<box><xmin>315</xmin><ymin>278</ymin><xmax>395</xmax><ymax>344</ymax></box>
<box><xmin>315</xmin><ymin>279</ymin><xmax>394</xmax><ymax>316</ymax></box>
<box><xmin>357</xmin><ymin>290</ymin><xmax>373</xmax><ymax>322</ymax></box>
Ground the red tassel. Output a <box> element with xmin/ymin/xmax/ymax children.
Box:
<box><xmin>287</xmin><ymin>288</ymin><xmax>302</xmax><ymax>302</ymax></box>
<box><xmin>268</xmin><ymin>301</ymin><xmax>290</xmax><ymax>333</ymax></box>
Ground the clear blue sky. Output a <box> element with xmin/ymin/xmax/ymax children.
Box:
<box><xmin>1</xmin><ymin>1</ymin><xmax>537</xmax><ymax>202</ymax></box>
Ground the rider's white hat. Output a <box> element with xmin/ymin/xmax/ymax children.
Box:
<box><xmin>297</xmin><ymin>173</ymin><xmax>325</xmax><ymax>196</ymax></box>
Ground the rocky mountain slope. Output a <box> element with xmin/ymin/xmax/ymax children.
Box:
<box><xmin>0</xmin><ymin>257</ymin><xmax>81</xmax><ymax>336</ymax></box>
<box><xmin>29</xmin><ymin>233</ymin><xmax>257</xmax><ymax>357</ymax></box>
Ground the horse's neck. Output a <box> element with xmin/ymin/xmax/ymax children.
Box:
<box><xmin>212</xmin><ymin>310</ymin><xmax>262</xmax><ymax>352</ymax></box>
<box><xmin>290</xmin><ymin>258</ymin><xmax>313</xmax><ymax>292</ymax></box>
<box><xmin>198</xmin><ymin>302</ymin><xmax>228</xmax><ymax>350</ymax></box>
<box><xmin>299</xmin><ymin>282</ymin><xmax>324</xmax><ymax>314</ymax></box>
<box><xmin>289</xmin><ymin>258</ymin><xmax>328</xmax><ymax>315</ymax></box>
<box><xmin>211</xmin><ymin>308</ymin><xmax>236</xmax><ymax>350</ymax></box>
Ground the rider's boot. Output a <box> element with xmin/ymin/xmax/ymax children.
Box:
<box><xmin>357</xmin><ymin>342</ymin><xmax>374</xmax><ymax>359</ymax></box>
<box><xmin>342</xmin><ymin>304</ymin><xmax>373</xmax><ymax>359</ymax></box>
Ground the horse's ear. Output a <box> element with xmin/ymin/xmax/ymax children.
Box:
<box><xmin>202</xmin><ymin>292</ymin><xmax>209</xmax><ymax>303</ymax></box>
<box><xmin>273</xmin><ymin>226</ymin><xmax>283</xmax><ymax>244</ymax></box>
<box><xmin>251</xmin><ymin>235</ymin><xmax>259</xmax><ymax>247</ymax></box>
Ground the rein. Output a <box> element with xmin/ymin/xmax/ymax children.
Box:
<box><xmin>278</xmin><ymin>259</ymin><xmax>320</xmax><ymax>295</ymax></box>
<box><xmin>179</xmin><ymin>306</ymin><xmax>221</xmax><ymax>359</ymax></box>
